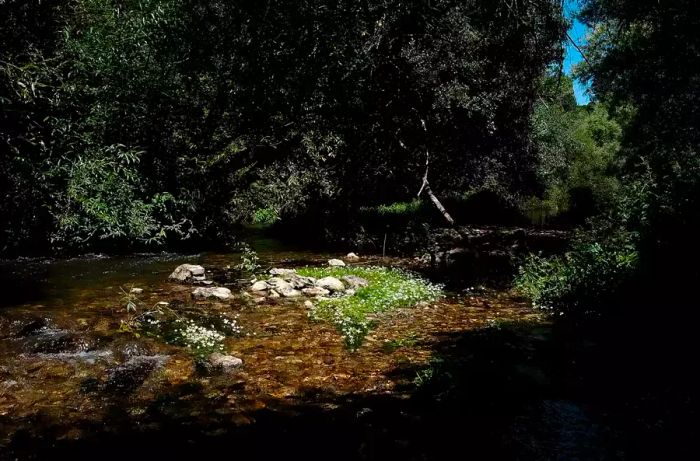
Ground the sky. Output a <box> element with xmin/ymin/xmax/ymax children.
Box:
<box><xmin>563</xmin><ymin>0</ymin><xmax>591</xmax><ymax>104</ymax></box>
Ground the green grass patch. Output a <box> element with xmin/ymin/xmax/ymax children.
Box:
<box><xmin>296</xmin><ymin>266</ymin><xmax>442</xmax><ymax>350</ymax></box>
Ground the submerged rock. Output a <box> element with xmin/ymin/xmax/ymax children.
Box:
<box><xmin>316</xmin><ymin>276</ymin><xmax>345</xmax><ymax>292</ymax></box>
<box><xmin>208</xmin><ymin>353</ymin><xmax>243</xmax><ymax>373</ymax></box>
<box><xmin>192</xmin><ymin>287</ymin><xmax>232</xmax><ymax>300</ymax></box>
<box><xmin>169</xmin><ymin>264</ymin><xmax>206</xmax><ymax>283</ymax></box>
<box><xmin>23</xmin><ymin>327</ymin><xmax>92</xmax><ymax>354</ymax></box>
<box><xmin>15</xmin><ymin>317</ymin><xmax>48</xmax><ymax>337</ymax></box>
<box><xmin>342</xmin><ymin>275</ymin><xmax>369</xmax><ymax>289</ymax></box>
<box><xmin>105</xmin><ymin>356</ymin><xmax>167</xmax><ymax>395</ymax></box>
<box><xmin>328</xmin><ymin>259</ymin><xmax>346</xmax><ymax>267</ymax></box>
<box><xmin>302</xmin><ymin>287</ymin><xmax>330</xmax><ymax>297</ymax></box>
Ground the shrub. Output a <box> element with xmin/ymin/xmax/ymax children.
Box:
<box><xmin>515</xmin><ymin>235</ymin><xmax>638</xmax><ymax>316</ymax></box>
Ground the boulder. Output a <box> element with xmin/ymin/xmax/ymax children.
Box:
<box><xmin>341</xmin><ymin>275</ymin><xmax>369</xmax><ymax>289</ymax></box>
<box><xmin>282</xmin><ymin>289</ymin><xmax>302</xmax><ymax>298</ymax></box>
<box><xmin>192</xmin><ymin>287</ymin><xmax>232</xmax><ymax>300</ymax></box>
<box><xmin>316</xmin><ymin>276</ymin><xmax>345</xmax><ymax>292</ymax></box>
<box><xmin>328</xmin><ymin>259</ymin><xmax>346</xmax><ymax>267</ymax></box>
<box><xmin>169</xmin><ymin>264</ymin><xmax>206</xmax><ymax>283</ymax></box>
<box><xmin>288</xmin><ymin>275</ymin><xmax>317</xmax><ymax>289</ymax></box>
<box><xmin>208</xmin><ymin>353</ymin><xmax>243</xmax><ymax>372</ymax></box>
<box><xmin>250</xmin><ymin>280</ymin><xmax>270</xmax><ymax>291</ymax></box>
<box><xmin>346</xmin><ymin>252</ymin><xmax>360</xmax><ymax>261</ymax></box>
<box><xmin>302</xmin><ymin>287</ymin><xmax>330</xmax><ymax>297</ymax></box>
<box><xmin>268</xmin><ymin>290</ymin><xmax>281</xmax><ymax>299</ymax></box>
<box><xmin>267</xmin><ymin>278</ymin><xmax>301</xmax><ymax>297</ymax></box>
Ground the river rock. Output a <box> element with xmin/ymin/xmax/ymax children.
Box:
<box><xmin>192</xmin><ymin>287</ymin><xmax>232</xmax><ymax>300</ymax></box>
<box><xmin>342</xmin><ymin>275</ymin><xmax>369</xmax><ymax>289</ymax></box>
<box><xmin>130</xmin><ymin>287</ymin><xmax>144</xmax><ymax>294</ymax></box>
<box><xmin>316</xmin><ymin>276</ymin><xmax>345</xmax><ymax>292</ymax></box>
<box><xmin>267</xmin><ymin>277</ymin><xmax>301</xmax><ymax>297</ymax></box>
<box><xmin>208</xmin><ymin>353</ymin><xmax>243</xmax><ymax>372</ymax></box>
<box><xmin>269</xmin><ymin>268</ymin><xmax>297</xmax><ymax>276</ymax></box>
<box><xmin>169</xmin><ymin>264</ymin><xmax>206</xmax><ymax>282</ymax></box>
<box><xmin>268</xmin><ymin>289</ymin><xmax>281</xmax><ymax>299</ymax></box>
<box><xmin>288</xmin><ymin>275</ymin><xmax>317</xmax><ymax>289</ymax></box>
<box><xmin>250</xmin><ymin>280</ymin><xmax>270</xmax><ymax>291</ymax></box>
<box><xmin>328</xmin><ymin>259</ymin><xmax>346</xmax><ymax>267</ymax></box>
<box><xmin>304</xmin><ymin>300</ymin><xmax>314</xmax><ymax>309</ymax></box>
<box><xmin>302</xmin><ymin>287</ymin><xmax>330</xmax><ymax>297</ymax></box>
<box><xmin>105</xmin><ymin>356</ymin><xmax>166</xmax><ymax>395</ymax></box>
<box><xmin>346</xmin><ymin>252</ymin><xmax>360</xmax><ymax>261</ymax></box>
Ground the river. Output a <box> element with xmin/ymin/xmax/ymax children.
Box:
<box><xmin>0</xmin><ymin>238</ymin><xmax>618</xmax><ymax>460</ymax></box>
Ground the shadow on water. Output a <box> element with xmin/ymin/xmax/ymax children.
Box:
<box><xmin>5</xmin><ymin>318</ymin><xmax>668</xmax><ymax>461</ymax></box>
<box><xmin>1</xmin><ymin>238</ymin><xmax>697</xmax><ymax>460</ymax></box>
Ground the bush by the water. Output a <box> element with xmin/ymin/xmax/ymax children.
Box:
<box><xmin>515</xmin><ymin>235</ymin><xmax>638</xmax><ymax>316</ymax></box>
<box><xmin>296</xmin><ymin>266</ymin><xmax>442</xmax><ymax>350</ymax></box>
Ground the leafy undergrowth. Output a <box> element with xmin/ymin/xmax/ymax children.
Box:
<box><xmin>296</xmin><ymin>266</ymin><xmax>442</xmax><ymax>350</ymax></box>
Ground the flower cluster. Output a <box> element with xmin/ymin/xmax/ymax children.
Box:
<box><xmin>172</xmin><ymin>319</ymin><xmax>225</xmax><ymax>352</ymax></box>
<box><xmin>219</xmin><ymin>315</ymin><xmax>242</xmax><ymax>335</ymax></box>
<box><xmin>300</xmin><ymin>265</ymin><xmax>443</xmax><ymax>350</ymax></box>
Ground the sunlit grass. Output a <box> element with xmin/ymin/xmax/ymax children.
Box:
<box><xmin>296</xmin><ymin>266</ymin><xmax>442</xmax><ymax>350</ymax></box>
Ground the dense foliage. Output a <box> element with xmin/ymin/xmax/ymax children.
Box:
<box><xmin>517</xmin><ymin>0</ymin><xmax>700</xmax><ymax>315</ymax></box>
<box><xmin>1</xmin><ymin>0</ymin><xmax>566</xmax><ymax>255</ymax></box>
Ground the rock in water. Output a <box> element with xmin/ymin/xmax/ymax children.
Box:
<box><xmin>192</xmin><ymin>287</ymin><xmax>232</xmax><ymax>300</ymax></box>
<box><xmin>209</xmin><ymin>353</ymin><xmax>243</xmax><ymax>372</ymax></box>
<box><xmin>105</xmin><ymin>356</ymin><xmax>166</xmax><ymax>395</ymax></box>
<box><xmin>316</xmin><ymin>276</ymin><xmax>346</xmax><ymax>292</ymax></box>
<box><xmin>342</xmin><ymin>275</ymin><xmax>369</xmax><ymax>289</ymax></box>
<box><xmin>250</xmin><ymin>280</ymin><xmax>270</xmax><ymax>291</ymax></box>
<box><xmin>328</xmin><ymin>259</ymin><xmax>346</xmax><ymax>267</ymax></box>
<box><xmin>169</xmin><ymin>264</ymin><xmax>206</xmax><ymax>282</ymax></box>
<box><xmin>267</xmin><ymin>277</ymin><xmax>301</xmax><ymax>297</ymax></box>
<box><xmin>302</xmin><ymin>287</ymin><xmax>330</xmax><ymax>297</ymax></box>
<box><xmin>346</xmin><ymin>252</ymin><xmax>360</xmax><ymax>261</ymax></box>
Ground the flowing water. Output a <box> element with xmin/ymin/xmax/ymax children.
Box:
<box><xmin>0</xmin><ymin>238</ymin><xmax>618</xmax><ymax>460</ymax></box>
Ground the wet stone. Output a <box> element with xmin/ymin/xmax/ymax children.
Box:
<box><xmin>328</xmin><ymin>259</ymin><xmax>346</xmax><ymax>267</ymax></box>
<box><xmin>104</xmin><ymin>356</ymin><xmax>167</xmax><ymax>395</ymax></box>
<box><xmin>169</xmin><ymin>264</ymin><xmax>206</xmax><ymax>283</ymax></box>
<box><xmin>22</xmin><ymin>328</ymin><xmax>91</xmax><ymax>354</ymax></box>
<box><xmin>15</xmin><ymin>317</ymin><xmax>48</xmax><ymax>337</ymax></box>
<box><xmin>208</xmin><ymin>353</ymin><xmax>243</xmax><ymax>373</ymax></box>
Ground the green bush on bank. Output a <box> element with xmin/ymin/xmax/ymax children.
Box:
<box><xmin>515</xmin><ymin>234</ymin><xmax>638</xmax><ymax>316</ymax></box>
